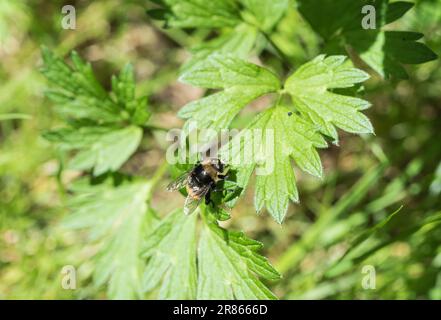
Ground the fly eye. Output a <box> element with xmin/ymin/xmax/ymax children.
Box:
<box><xmin>211</xmin><ymin>159</ymin><xmax>222</xmax><ymax>171</ymax></box>
<box><xmin>220</xmin><ymin>165</ymin><xmax>229</xmax><ymax>175</ymax></box>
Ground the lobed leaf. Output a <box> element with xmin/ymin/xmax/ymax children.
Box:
<box><xmin>150</xmin><ymin>0</ymin><xmax>240</xmax><ymax>28</ymax></box>
<box><xmin>180</xmin><ymin>54</ymin><xmax>370</xmax><ymax>222</ymax></box>
<box><xmin>298</xmin><ymin>0</ymin><xmax>437</xmax><ymax>79</ymax></box>
<box><xmin>285</xmin><ymin>55</ymin><xmax>373</xmax><ymax>142</ymax></box>
<box><xmin>239</xmin><ymin>0</ymin><xmax>289</xmax><ymax>32</ymax></box>
<box><xmin>220</xmin><ymin>106</ymin><xmax>327</xmax><ymax>223</ymax></box>
<box><xmin>179</xmin><ymin>54</ymin><xmax>280</xmax><ymax>144</ymax></box>
<box><xmin>41</xmin><ymin>48</ymin><xmax>119</xmax><ymax>122</ymax></box>
<box><xmin>183</xmin><ymin>23</ymin><xmax>258</xmax><ymax>71</ymax></box>
<box><xmin>64</xmin><ymin>181</ymin><xmax>153</xmax><ymax>299</ymax></box>
<box><xmin>141</xmin><ymin>208</ymin><xmax>280</xmax><ymax>299</ymax></box>
<box><xmin>142</xmin><ymin>209</ymin><xmax>198</xmax><ymax>299</ymax></box>
<box><xmin>150</xmin><ymin>1</ymin><xmax>289</xmax><ymax>72</ymax></box>
<box><xmin>41</xmin><ymin>48</ymin><xmax>149</xmax><ymax>175</ymax></box>
<box><xmin>45</xmin><ymin>126</ymin><xmax>142</xmax><ymax>176</ymax></box>
<box><xmin>180</xmin><ymin>54</ymin><xmax>280</xmax><ymax>89</ymax></box>
<box><xmin>345</xmin><ymin>30</ymin><xmax>438</xmax><ymax>79</ymax></box>
<box><xmin>197</xmin><ymin>214</ymin><xmax>280</xmax><ymax>299</ymax></box>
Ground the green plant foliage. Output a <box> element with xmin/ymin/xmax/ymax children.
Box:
<box><xmin>148</xmin><ymin>0</ymin><xmax>289</xmax><ymax>68</ymax></box>
<box><xmin>44</xmin><ymin>126</ymin><xmax>142</xmax><ymax>176</ymax></box>
<box><xmin>298</xmin><ymin>0</ymin><xmax>438</xmax><ymax>79</ymax></box>
<box><xmin>186</xmin><ymin>23</ymin><xmax>259</xmax><ymax>70</ymax></box>
<box><xmin>64</xmin><ymin>181</ymin><xmax>154</xmax><ymax>299</ymax></box>
<box><xmin>239</xmin><ymin>0</ymin><xmax>289</xmax><ymax>32</ymax></box>
<box><xmin>221</xmin><ymin>106</ymin><xmax>327</xmax><ymax>223</ymax></box>
<box><xmin>142</xmin><ymin>209</ymin><xmax>280</xmax><ymax>299</ymax></box>
<box><xmin>179</xmin><ymin>54</ymin><xmax>281</xmax><ymax>144</ymax></box>
<box><xmin>142</xmin><ymin>209</ymin><xmax>198</xmax><ymax>299</ymax></box>
<box><xmin>182</xmin><ymin>54</ymin><xmax>371</xmax><ymax>222</ymax></box>
<box><xmin>198</xmin><ymin>212</ymin><xmax>281</xmax><ymax>299</ymax></box>
<box><xmin>149</xmin><ymin>0</ymin><xmax>241</xmax><ymax>28</ymax></box>
<box><xmin>41</xmin><ymin>48</ymin><xmax>149</xmax><ymax>176</ymax></box>
<box><xmin>3</xmin><ymin>0</ymin><xmax>438</xmax><ymax>301</ymax></box>
<box><xmin>285</xmin><ymin>55</ymin><xmax>372</xmax><ymax>142</ymax></box>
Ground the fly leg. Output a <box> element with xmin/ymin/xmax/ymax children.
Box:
<box><xmin>213</xmin><ymin>186</ymin><xmax>240</xmax><ymax>193</ymax></box>
<box><xmin>205</xmin><ymin>188</ymin><xmax>217</xmax><ymax>208</ymax></box>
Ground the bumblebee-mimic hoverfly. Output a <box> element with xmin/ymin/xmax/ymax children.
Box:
<box><xmin>166</xmin><ymin>158</ymin><xmax>229</xmax><ymax>215</ymax></box>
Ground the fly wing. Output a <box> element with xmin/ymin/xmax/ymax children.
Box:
<box><xmin>183</xmin><ymin>184</ymin><xmax>211</xmax><ymax>215</ymax></box>
<box><xmin>166</xmin><ymin>171</ymin><xmax>190</xmax><ymax>191</ymax></box>
<box><xmin>183</xmin><ymin>195</ymin><xmax>203</xmax><ymax>215</ymax></box>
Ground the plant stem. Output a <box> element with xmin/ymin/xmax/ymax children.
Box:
<box><xmin>142</xmin><ymin>124</ymin><xmax>171</xmax><ymax>132</ymax></box>
<box><xmin>275</xmin><ymin>92</ymin><xmax>283</xmax><ymax>107</ymax></box>
<box><xmin>262</xmin><ymin>31</ymin><xmax>292</xmax><ymax>67</ymax></box>
<box><xmin>146</xmin><ymin>161</ymin><xmax>170</xmax><ymax>200</ymax></box>
<box><xmin>0</xmin><ymin>113</ymin><xmax>32</xmax><ymax>121</ymax></box>
<box><xmin>150</xmin><ymin>161</ymin><xmax>169</xmax><ymax>188</ymax></box>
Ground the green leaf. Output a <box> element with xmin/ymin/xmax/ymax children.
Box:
<box><xmin>183</xmin><ymin>23</ymin><xmax>259</xmax><ymax>71</ymax></box>
<box><xmin>152</xmin><ymin>0</ymin><xmax>241</xmax><ymax>28</ymax></box>
<box><xmin>179</xmin><ymin>54</ymin><xmax>370</xmax><ymax>222</ymax></box>
<box><xmin>385</xmin><ymin>1</ymin><xmax>414</xmax><ymax>24</ymax></box>
<box><xmin>285</xmin><ymin>55</ymin><xmax>372</xmax><ymax>142</ymax></box>
<box><xmin>298</xmin><ymin>0</ymin><xmax>414</xmax><ymax>39</ymax></box>
<box><xmin>345</xmin><ymin>30</ymin><xmax>438</xmax><ymax>79</ymax></box>
<box><xmin>41</xmin><ymin>47</ymin><xmax>150</xmax><ymax>124</ymax></box>
<box><xmin>153</xmin><ymin>1</ymin><xmax>288</xmax><ymax>72</ymax></box>
<box><xmin>340</xmin><ymin>205</ymin><xmax>403</xmax><ymax>261</ymax></box>
<box><xmin>180</xmin><ymin>54</ymin><xmax>280</xmax><ymax>89</ymax></box>
<box><xmin>142</xmin><ymin>209</ymin><xmax>198</xmax><ymax>299</ymax></box>
<box><xmin>179</xmin><ymin>54</ymin><xmax>280</xmax><ymax>144</ymax></box>
<box><xmin>112</xmin><ymin>63</ymin><xmax>136</xmax><ymax>108</ymax></box>
<box><xmin>298</xmin><ymin>0</ymin><xmax>438</xmax><ymax>79</ymax></box>
<box><xmin>64</xmin><ymin>181</ymin><xmax>153</xmax><ymax>299</ymax></box>
<box><xmin>197</xmin><ymin>213</ymin><xmax>280</xmax><ymax>299</ymax></box>
<box><xmin>111</xmin><ymin>64</ymin><xmax>151</xmax><ymax>125</ymax></box>
<box><xmin>141</xmin><ymin>208</ymin><xmax>280</xmax><ymax>299</ymax></box>
<box><xmin>240</xmin><ymin>0</ymin><xmax>289</xmax><ymax>32</ymax></box>
<box><xmin>297</xmin><ymin>0</ymin><xmax>362</xmax><ymax>39</ymax></box>
<box><xmin>220</xmin><ymin>106</ymin><xmax>327</xmax><ymax>223</ymax></box>
<box><xmin>41</xmin><ymin>48</ymin><xmax>149</xmax><ymax>175</ymax></box>
<box><xmin>45</xmin><ymin>126</ymin><xmax>142</xmax><ymax>176</ymax></box>
<box><xmin>41</xmin><ymin>47</ymin><xmax>120</xmax><ymax>122</ymax></box>
<box><xmin>153</xmin><ymin>0</ymin><xmax>288</xmax><ymax>31</ymax></box>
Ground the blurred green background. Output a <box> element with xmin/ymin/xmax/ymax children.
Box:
<box><xmin>0</xmin><ymin>0</ymin><xmax>440</xmax><ymax>299</ymax></box>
